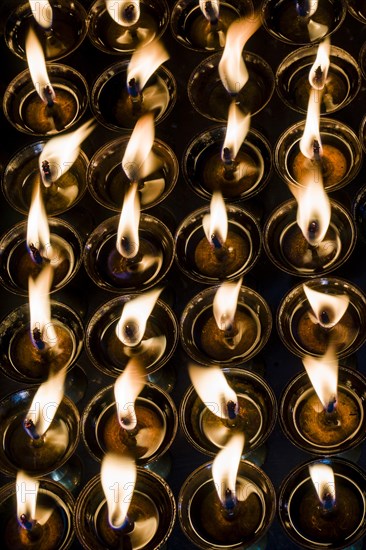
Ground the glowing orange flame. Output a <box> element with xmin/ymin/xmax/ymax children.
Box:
<box><xmin>16</xmin><ymin>471</ymin><xmax>54</xmax><ymax>528</ymax></box>
<box><xmin>28</xmin><ymin>264</ymin><xmax>57</xmax><ymax>349</ymax></box>
<box><xmin>127</xmin><ymin>40</ymin><xmax>169</xmax><ymax>92</ymax></box>
<box><xmin>39</xmin><ymin>120</ymin><xmax>95</xmax><ymax>188</ymax></box>
<box><xmin>25</xmin><ymin>367</ymin><xmax>66</xmax><ymax>438</ymax></box>
<box><xmin>25</xmin><ymin>27</ymin><xmax>55</xmax><ymax>103</ymax></box>
<box><xmin>218</xmin><ymin>14</ymin><xmax>261</xmax><ymax>94</ymax></box>
<box><xmin>101</xmin><ymin>453</ymin><xmax>137</xmax><ymax>529</ymax></box>
<box><xmin>212</xmin><ymin>433</ymin><xmax>244</xmax><ymax>505</ymax></box>
<box><xmin>202</xmin><ymin>192</ymin><xmax>228</xmax><ymax>245</ymax></box>
<box><xmin>290</xmin><ymin>170</ymin><xmax>331</xmax><ymax>247</ymax></box>
<box><xmin>309</xmin><ymin>38</ymin><xmax>330</xmax><ymax>90</ymax></box>
<box><xmin>114</xmin><ymin>359</ymin><xmax>146</xmax><ymax>431</ymax></box>
<box><xmin>29</xmin><ymin>0</ymin><xmax>52</xmax><ymax>29</ymax></box>
<box><xmin>188</xmin><ymin>363</ymin><xmax>238</xmax><ymax>419</ymax></box>
<box><xmin>122</xmin><ymin>113</ymin><xmax>155</xmax><ymax>182</ymax></box>
<box><xmin>309</xmin><ymin>462</ymin><xmax>336</xmax><ymax>506</ymax></box>
<box><xmin>116</xmin><ymin>288</ymin><xmax>162</xmax><ymax>347</ymax></box>
<box><xmin>27</xmin><ymin>180</ymin><xmax>51</xmax><ymax>258</ymax></box>
<box><xmin>16</xmin><ymin>471</ymin><xmax>39</xmax><ymax>527</ymax></box>
<box><xmin>303</xmin><ymin>346</ymin><xmax>338</xmax><ymax>410</ymax></box>
<box><xmin>116</xmin><ymin>182</ymin><xmax>140</xmax><ymax>258</ymax></box>
<box><xmin>308</xmin><ymin>0</ymin><xmax>318</xmax><ymax>17</ymax></box>
<box><xmin>222</xmin><ymin>102</ymin><xmax>250</xmax><ymax>162</ymax></box>
<box><xmin>213</xmin><ymin>278</ymin><xmax>242</xmax><ymax>332</ymax></box>
<box><xmin>300</xmin><ymin>88</ymin><xmax>322</xmax><ymax>159</ymax></box>
<box><xmin>303</xmin><ymin>284</ymin><xmax>350</xmax><ymax>328</ymax></box>
<box><xmin>106</xmin><ymin>0</ymin><xmax>140</xmax><ymax>26</ymax></box>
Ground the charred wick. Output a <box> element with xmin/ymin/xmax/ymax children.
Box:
<box><xmin>32</xmin><ymin>327</ymin><xmax>46</xmax><ymax>351</ymax></box>
<box><xmin>123</xmin><ymin>4</ymin><xmax>136</xmax><ymax>23</ymax></box>
<box><xmin>204</xmin><ymin>1</ymin><xmax>219</xmax><ymax>24</ymax></box>
<box><xmin>42</xmin><ymin>160</ymin><xmax>52</xmax><ymax>183</ymax></box>
<box><xmin>29</xmin><ymin>243</ymin><xmax>43</xmax><ymax>265</ymax></box>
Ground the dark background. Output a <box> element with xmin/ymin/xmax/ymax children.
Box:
<box><xmin>1</xmin><ymin>0</ymin><xmax>366</xmax><ymax>548</ymax></box>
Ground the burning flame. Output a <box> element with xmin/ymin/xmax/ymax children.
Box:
<box><xmin>200</xmin><ymin>0</ymin><xmax>220</xmax><ymax>22</ymax></box>
<box><xmin>106</xmin><ymin>0</ymin><xmax>140</xmax><ymax>26</ymax></box>
<box><xmin>309</xmin><ymin>462</ymin><xmax>336</xmax><ymax>507</ymax></box>
<box><xmin>188</xmin><ymin>363</ymin><xmax>238</xmax><ymax>419</ymax></box>
<box><xmin>114</xmin><ymin>359</ymin><xmax>146</xmax><ymax>431</ymax></box>
<box><xmin>127</xmin><ymin>40</ymin><xmax>169</xmax><ymax>93</ymax></box>
<box><xmin>303</xmin><ymin>346</ymin><xmax>338</xmax><ymax>411</ymax></box>
<box><xmin>303</xmin><ymin>284</ymin><xmax>350</xmax><ymax>329</ymax></box>
<box><xmin>222</xmin><ymin>102</ymin><xmax>250</xmax><ymax>163</ymax></box>
<box><xmin>123</xmin><ymin>114</ymin><xmax>164</xmax><ymax>205</ymax></box>
<box><xmin>25</xmin><ymin>27</ymin><xmax>55</xmax><ymax>104</ymax></box>
<box><xmin>25</xmin><ymin>367</ymin><xmax>67</xmax><ymax>438</ymax></box>
<box><xmin>218</xmin><ymin>14</ymin><xmax>261</xmax><ymax>95</ymax></box>
<box><xmin>122</xmin><ymin>114</ymin><xmax>155</xmax><ymax>183</ymax></box>
<box><xmin>290</xmin><ymin>169</ymin><xmax>331</xmax><ymax>247</ymax></box>
<box><xmin>213</xmin><ymin>278</ymin><xmax>242</xmax><ymax>332</ymax></box>
<box><xmin>212</xmin><ymin>433</ymin><xmax>244</xmax><ymax>505</ymax></box>
<box><xmin>16</xmin><ymin>471</ymin><xmax>54</xmax><ymax>529</ymax></box>
<box><xmin>27</xmin><ymin>180</ymin><xmax>51</xmax><ymax>259</ymax></box>
<box><xmin>101</xmin><ymin>453</ymin><xmax>137</xmax><ymax>529</ymax></box>
<box><xmin>116</xmin><ymin>182</ymin><xmax>140</xmax><ymax>258</ymax></box>
<box><xmin>28</xmin><ymin>264</ymin><xmax>57</xmax><ymax>349</ymax></box>
<box><xmin>202</xmin><ymin>192</ymin><xmax>228</xmax><ymax>245</ymax></box>
<box><xmin>39</xmin><ymin>120</ymin><xmax>95</xmax><ymax>188</ymax></box>
<box><xmin>300</xmin><ymin>88</ymin><xmax>322</xmax><ymax>159</ymax></box>
<box><xmin>29</xmin><ymin>0</ymin><xmax>52</xmax><ymax>29</ymax></box>
<box><xmin>16</xmin><ymin>471</ymin><xmax>39</xmax><ymax>527</ymax></box>
<box><xmin>309</xmin><ymin>38</ymin><xmax>331</xmax><ymax>90</ymax></box>
<box><xmin>116</xmin><ymin>288</ymin><xmax>163</xmax><ymax>347</ymax></box>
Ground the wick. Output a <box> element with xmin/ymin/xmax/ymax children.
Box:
<box><xmin>307</xmin><ymin>220</ymin><xmax>319</xmax><ymax>244</ymax></box>
<box><xmin>222</xmin><ymin>321</ymin><xmax>238</xmax><ymax>346</ymax></box>
<box><xmin>313</xmin><ymin>139</ymin><xmax>321</xmax><ymax>162</ymax></box>
<box><xmin>121</xmin><ymin>236</ymin><xmax>133</xmax><ymax>256</ymax></box>
<box><xmin>124</xmin><ymin>323</ymin><xmax>137</xmax><ymax>339</ymax></box>
<box><xmin>320</xmin><ymin>310</ymin><xmax>330</xmax><ymax>325</ymax></box>
<box><xmin>204</xmin><ymin>1</ymin><xmax>219</xmax><ymax>25</ymax></box>
<box><xmin>222</xmin><ymin>147</ymin><xmax>233</xmax><ymax>165</ymax></box>
<box><xmin>325</xmin><ymin>396</ymin><xmax>337</xmax><ymax>414</ymax></box>
<box><xmin>314</xmin><ymin>65</ymin><xmax>324</xmax><ymax>86</ymax></box>
<box><xmin>32</xmin><ymin>327</ymin><xmax>46</xmax><ymax>351</ymax></box>
<box><xmin>227</xmin><ymin>400</ymin><xmax>237</xmax><ymax>420</ymax></box>
<box><xmin>122</xmin><ymin>320</ymin><xmax>141</xmax><ymax>348</ymax></box>
<box><xmin>221</xmin><ymin>317</ymin><xmax>233</xmax><ymax>334</ymax></box>
<box><xmin>29</xmin><ymin>243</ymin><xmax>43</xmax><ymax>265</ymax></box>
<box><xmin>222</xmin><ymin>147</ymin><xmax>238</xmax><ymax>180</ymax></box>
<box><xmin>19</xmin><ymin>514</ymin><xmax>34</xmax><ymax>531</ymax></box>
<box><xmin>223</xmin><ymin>488</ymin><xmax>237</xmax><ymax>519</ymax></box>
<box><xmin>211</xmin><ymin>233</ymin><xmax>222</xmax><ymax>249</ymax></box>
<box><xmin>121</xmin><ymin>417</ymin><xmax>139</xmax><ymax>437</ymax></box>
<box><xmin>210</xmin><ymin>233</ymin><xmax>228</xmax><ymax>261</ymax></box>
<box><xmin>123</xmin><ymin>4</ymin><xmax>136</xmax><ymax>23</ymax></box>
<box><xmin>110</xmin><ymin>515</ymin><xmax>135</xmax><ymax>550</ymax></box>
<box><xmin>322</xmin><ymin>491</ymin><xmax>336</xmax><ymax>512</ymax></box>
<box><xmin>127</xmin><ymin>78</ymin><xmax>140</xmax><ymax>99</ymax></box>
<box><xmin>24</xmin><ymin>418</ymin><xmax>41</xmax><ymax>440</ymax></box>
<box><xmin>43</xmin><ymin>85</ymin><xmax>54</xmax><ymax>107</ymax></box>
<box><xmin>127</xmin><ymin>78</ymin><xmax>143</xmax><ymax>112</ymax></box>
<box><xmin>42</xmin><ymin>160</ymin><xmax>52</xmax><ymax>184</ymax></box>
